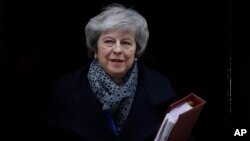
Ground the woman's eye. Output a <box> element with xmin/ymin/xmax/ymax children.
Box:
<box><xmin>122</xmin><ymin>42</ymin><xmax>131</xmax><ymax>45</ymax></box>
<box><xmin>104</xmin><ymin>40</ymin><xmax>114</xmax><ymax>43</ymax></box>
<box><xmin>104</xmin><ymin>40</ymin><xmax>115</xmax><ymax>46</ymax></box>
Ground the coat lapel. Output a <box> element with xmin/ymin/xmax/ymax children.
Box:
<box><xmin>69</xmin><ymin>74</ymin><xmax>118</xmax><ymax>141</ymax></box>
<box><xmin>119</xmin><ymin>83</ymin><xmax>161</xmax><ymax>141</ymax></box>
<box><xmin>119</xmin><ymin>64</ymin><xmax>176</xmax><ymax>141</ymax></box>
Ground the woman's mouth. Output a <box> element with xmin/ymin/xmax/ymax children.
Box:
<box><xmin>110</xmin><ymin>59</ymin><xmax>124</xmax><ymax>62</ymax></box>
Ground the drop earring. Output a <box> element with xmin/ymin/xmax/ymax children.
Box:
<box><xmin>134</xmin><ymin>58</ymin><xmax>138</xmax><ymax>61</ymax></box>
<box><xmin>94</xmin><ymin>54</ymin><xmax>97</xmax><ymax>59</ymax></box>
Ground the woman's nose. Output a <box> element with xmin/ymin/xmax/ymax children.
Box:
<box><xmin>113</xmin><ymin>43</ymin><xmax>122</xmax><ymax>54</ymax></box>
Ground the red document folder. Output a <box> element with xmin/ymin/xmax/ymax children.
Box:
<box><xmin>155</xmin><ymin>93</ymin><xmax>206</xmax><ymax>141</ymax></box>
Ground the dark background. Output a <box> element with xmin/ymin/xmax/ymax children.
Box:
<box><xmin>1</xmin><ymin>0</ymin><xmax>246</xmax><ymax>141</ymax></box>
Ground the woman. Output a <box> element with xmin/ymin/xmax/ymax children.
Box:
<box><xmin>47</xmin><ymin>3</ymin><xmax>177</xmax><ymax>141</ymax></box>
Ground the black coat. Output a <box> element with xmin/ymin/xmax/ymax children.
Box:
<box><xmin>46</xmin><ymin>63</ymin><xmax>177</xmax><ymax>141</ymax></box>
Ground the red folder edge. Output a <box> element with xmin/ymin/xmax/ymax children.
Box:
<box><xmin>166</xmin><ymin>93</ymin><xmax>206</xmax><ymax>141</ymax></box>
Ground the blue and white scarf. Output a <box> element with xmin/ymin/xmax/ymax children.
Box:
<box><xmin>87</xmin><ymin>59</ymin><xmax>138</xmax><ymax>132</ymax></box>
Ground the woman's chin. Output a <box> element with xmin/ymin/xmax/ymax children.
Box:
<box><xmin>108</xmin><ymin>69</ymin><xmax>126</xmax><ymax>78</ymax></box>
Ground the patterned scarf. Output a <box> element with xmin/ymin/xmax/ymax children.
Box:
<box><xmin>87</xmin><ymin>59</ymin><xmax>138</xmax><ymax>132</ymax></box>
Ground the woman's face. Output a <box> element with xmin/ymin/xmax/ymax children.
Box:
<box><xmin>97</xmin><ymin>29</ymin><xmax>136</xmax><ymax>82</ymax></box>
